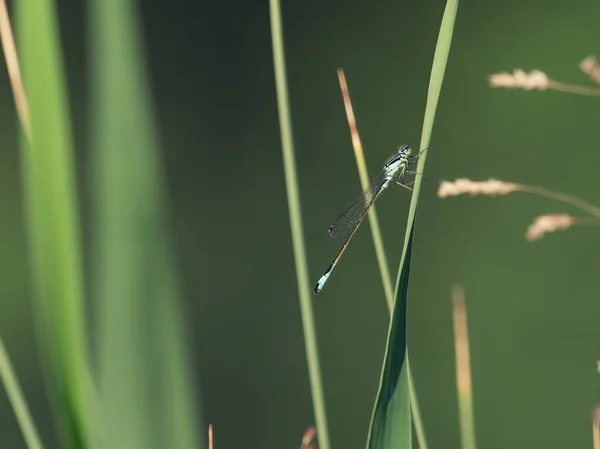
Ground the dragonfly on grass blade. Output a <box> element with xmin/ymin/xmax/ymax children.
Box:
<box><xmin>313</xmin><ymin>144</ymin><xmax>426</xmax><ymax>294</ymax></box>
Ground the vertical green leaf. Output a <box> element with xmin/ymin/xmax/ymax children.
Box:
<box><xmin>366</xmin><ymin>0</ymin><xmax>459</xmax><ymax>447</ymax></box>
<box><xmin>90</xmin><ymin>2</ymin><xmax>202</xmax><ymax>449</ymax></box>
<box><xmin>17</xmin><ymin>0</ymin><xmax>91</xmax><ymax>446</ymax></box>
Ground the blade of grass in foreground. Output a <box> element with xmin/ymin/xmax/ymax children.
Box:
<box><xmin>0</xmin><ymin>332</ymin><xmax>44</xmax><ymax>449</ymax></box>
<box><xmin>366</xmin><ymin>0</ymin><xmax>459</xmax><ymax>447</ymax></box>
<box><xmin>337</xmin><ymin>68</ymin><xmax>428</xmax><ymax>449</ymax></box>
<box><xmin>90</xmin><ymin>2</ymin><xmax>202</xmax><ymax>449</ymax></box>
<box><xmin>16</xmin><ymin>0</ymin><xmax>91</xmax><ymax>446</ymax></box>
<box><xmin>269</xmin><ymin>1</ymin><xmax>331</xmax><ymax>449</ymax></box>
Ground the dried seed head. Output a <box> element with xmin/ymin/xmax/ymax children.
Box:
<box><xmin>301</xmin><ymin>426</ymin><xmax>317</xmax><ymax>449</ymax></box>
<box><xmin>489</xmin><ymin>69</ymin><xmax>550</xmax><ymax>90</ymax></box>
<box><xmin>580</xmin><ymin>56</ymin><xmax>598</xmax><ymax>74</ymax></box>
<box><xmin>580</xmin><ymin>55</ymin><xmax>600</xmax><ymax>84</ymax></box>
<box><xmin>438</xmin><ymin>178</ymin><xmax>521</xmax><ymax>198</ymax></box>
<box><xmin>526</xmin><ymin>214</ymin><xmax>574</xmax><ymax>241</ymax></box>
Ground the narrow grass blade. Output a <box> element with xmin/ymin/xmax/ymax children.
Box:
<box><xmin>269</xmin><ymin>2</ymin><xmax>331</xmax><ymax>449</ymax></box>
<box><xmin>0</xmin><ymin>332</ymin><xmax>44</xmax><ymax>449</ymax></box>
<box><xmin>90</xmin><ymin>2</ymin><xmax>202</xmax><ymax>449</ymax></box>
<box><xmin>451</xmin><ymin>284</ymin><xmax>477</xmax><ymax>449</ymax></box>
<box><xmin>366</xmin><ymin>0</ymin><xmax>459</xmax><ymax>447</ymax></box>
<box><xmin>16</xmin><ymin>0</ymin><xmax>91</xmax><ymax>446</ymax></box>
<box><xmin>336</xmin><ymin>68</ymin><xmax>428</xmax><ymax>449</ymax></box>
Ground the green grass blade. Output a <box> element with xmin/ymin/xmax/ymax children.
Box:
<box><xmin>367</xmin><ymin>227</ymin><xmax>416</xmax><ymax>449</ymax></box>
<box><xmin>0</xmin><ymin>332</ymin><xmax>44</xmax><ymax>449</ymax></box>
<box><xmin>16</xmin><ymin>0</ymin><xmax>91</xmax><ymax>446</ymax></box>
<box><xmin>269</xmin><ymin>2</ymin><xmax>331</xmax><ymax>449</ymax></box>
<box><xmin>366</xmin><ymin>0</ymin><xmax>459</xmax><ymax>447</ymax></box>
<box><xmin>90</xmin><ymin>2</ymin><xmax>202</xmax><ymax>449</ymax></box>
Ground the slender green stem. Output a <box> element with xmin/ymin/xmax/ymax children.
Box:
<box><xmin>0</xmin><ymin>333</ymin><xmax>44</xmax><ymax>449</ymax></box>
<box><xmin>269</xmin><ymin>2</ymin><xmax>331</xmax><ymax>449</ymax></box>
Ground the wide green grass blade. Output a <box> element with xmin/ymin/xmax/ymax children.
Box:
<box><xmin>269</xmin><ymin>1</ymin><xmax>331</xmax><ymax>449</ymax></box>
<box><xmin>90</xmin><ymin>2</ymin><xmax>202</xmax><ymax>449</ymax></box>
<box><xmin>366</xmin><ymin>0</ymin><xmax>459</xmax><ymax>447</ymax></box>
<box><xmin>17</xmin><ymin>0</ymin><xmax>91</xmax><ymax>446</ymax></box>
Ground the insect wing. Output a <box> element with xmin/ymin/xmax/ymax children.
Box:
<box><xmin>327</xmin><ymin>171</ymin><xmax>389</xmax><ymax>241</ymax></box>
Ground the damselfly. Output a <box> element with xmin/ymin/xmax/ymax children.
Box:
<box><xmin>313</xmin><ymin>144</ymin><xmax>425</xmax><ymax>294</ymax></box>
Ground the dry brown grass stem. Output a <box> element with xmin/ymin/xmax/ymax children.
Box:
<box><xmin>451</xmin><ymin>284</ymin><xmax>477</xmax><ymax>449</ymax></box>
<box><xmin>593</xmin><ymin>406</ymin><xmax>600</xmax><ymax>449</ymax></box>
<box><xmin>0</xmin><ymin>0</ymin><xmax>31</xmax><ymax>140</ymax></box>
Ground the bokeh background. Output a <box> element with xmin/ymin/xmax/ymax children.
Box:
<box><xmin>0</xmin><ymin>0</ymin><xmax>599</xmax><ymax>448</ymax></box>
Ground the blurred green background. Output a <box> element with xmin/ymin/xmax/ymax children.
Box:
<box><xmin>1</xmin><ymin>0</ymin><xmax>599</xmax><ymax>448</ymax></box>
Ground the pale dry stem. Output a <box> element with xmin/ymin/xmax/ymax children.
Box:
<box><xmin>336</xmin><ymin>69</ymin><xmax>363</xmax><ymax>155</ymax></box>
<box><xmin>452</xmin><ymin>284</ymin><xmax>472</xmax><ymax>397</ymax></box>
<box><xmin>0</xmin><ymin>0</ymin><xmax>31</xmax><ymax>140</ymax></box>
<box><xmin>593</xmin><ymin>405</ymin><xmax>600</xmax><ymax>449</ymax></box>
<box><xmin>451</xmin><ymin>284</ymin><xmax>477</xmax><ymax>449</ymax></box>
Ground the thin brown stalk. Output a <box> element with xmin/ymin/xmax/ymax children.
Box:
<box><xmin>336</xmin><ymin>68</ymin><xmax>394</xmax><ymax>308</ymax></box>
<box><xmin>548</xmin><ymin>80</ymin><xmax>600</xmax><ymax>97</ymax></box>
<box><xmin>208</xmin><ymin>424</ymin><xmax>213</xmax><ymax>449</ymax></box>
<box><xmin>593</xmin><ymin>406</ymin><xmax>600</xmax><ymax>449</ymax></box>
<box><xmin>0</xmin><ymin>0</ymin><xmax>30</xmax><ymax>139</ymax></box>
<box><xmin>517</xmin><ymin>185</ymin><xmax>600</xmax><ymax>218</ymax></box>
<box><xmin>452</xmin><ymin>284</ymin><xmax>477</xmax><ymax>449</ymax></box>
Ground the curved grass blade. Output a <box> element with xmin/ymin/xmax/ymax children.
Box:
<box><xmin>90</xmin><ymin>1</ymin><xmax>202</xmax><ymax>448</ymax></box>
<box><xmin>366</xmin><ymin>0</ymin><xmax>459</xmax><ymax>447</ymax></box>
<box><xmin>16</xmin><ymin>0</ymin><xmax>91</xmax><ymax>446</ymax></box>
<box><xmin>367</xmin><ymin>226</ymin><xmax>415</xmax><ymax>448</ymax></box>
